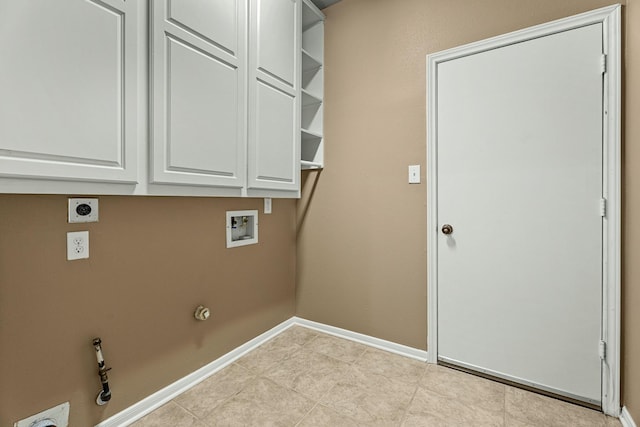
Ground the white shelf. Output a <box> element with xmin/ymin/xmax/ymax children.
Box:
<box><xmin>302</xmin><ymin>89</ymin><xmax>322</xmax><ymax>107</ymax></box>
<box><xmin>301</xmin><ymin>0</ymin><xmax>325</xmax><ymax>171</ymax></box>
<box><xmin>302</xmin><ymin>128</ymin><xmax>323</xmax><ymax>140</ymax></box>
<box><xmin>302</xmin><ymin>1</ymin><xmax>324</xmax><ymax>31</ymax></box>
<box><xmin>301</xmin><ymin>128</ymin><xmax>323</xmax><ymax>167</ymax></box>
<box><xmin>301</xmin><ymin>160</ymin><xmax>323</xmax><ymax>170</ymax></box>
<box><xmin>302</xmin><ymin>49</ymin><xmax>322</xmax><ymax>72</ymax></box>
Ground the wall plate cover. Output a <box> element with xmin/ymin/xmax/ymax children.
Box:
<box><xmin>408</xmin><ymin>165</ymin><xmax>421</xmax><ymax>184</ymax></box>
<box><xmin>68</xmin><ymin>198</ymin><xmax>99</xmax><ymax>223</ymax></box>
<box><xmin>15</xmin><ymin>401</ymin><xmax>69</xmax><ymax>427</ymax></box>
<box><xmin>67</xmin><ymin>231</ymin><xmax>89</xmax><ymax>260</ymax></box>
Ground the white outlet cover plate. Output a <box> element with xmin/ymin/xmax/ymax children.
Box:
<box><xmin>15</xmin><ymin>401</ymin><xmax>69</xmax><ymax>427</ymax></box>
<box><xmin>68</xmin><ymin>198</ymin><xmax>99</xmax><ymax>223</ymax></box>
<box><xmin>67</xmin><ymin>231</ymin><xmax>89</xmax><ymax>260</ymax></box>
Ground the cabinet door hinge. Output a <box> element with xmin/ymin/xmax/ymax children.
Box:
<box><xmin>600</xmin><ymin>198</ymin><xmax>607</xmax><ymax>217</ymax></box>
<box><xmin>599</xmin><ymin>340</ymin><xmax>607</xmax><ymax>361</ymax></box>
<box><xmin>601</xmin><ymin>54</ymin><xmax>607</xmax><ymax>74</ymax></box>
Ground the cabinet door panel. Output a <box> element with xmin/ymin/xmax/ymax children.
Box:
<box><xmin>248</xmin><ymin>0</ymin><xmax>300</xmax><ymax>192</ymax></box>
<box><xmin>257</xmin><ymin>0</ymin><xmax>296</xmax><ymax>87</ymax></box>
<box><xmin>0</xmin><ymin>0</ymin><xmax>139</xmax><ymax>183</ymax></box>
<box><xmin>151</xmin><ymin>0</ymin><xmax>246</xmax><ymax>187</ymax></box>
<box><xmin>167</xmin><ymin>39</ymin><xmax>238</xmax><ymax>176</ymax></box>
<box><xmin>169</xmin><ymin>0</ymin><xmax>238</xmax><ymax>54</ymax></box>
<box><xmin>253</xmin><ymin>81</ymin><xmax>296</xmax><ymax>183</ymax></box>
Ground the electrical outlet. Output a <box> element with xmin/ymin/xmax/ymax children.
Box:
<box><xmin>68</xmin><ymin>198</ymin><xmax>99</xmax><ymax>223</ymax></box>
<box><xmin>67</xmin><ymin>231</ymin><xmax>89</xmax><ymax>260</ymax></box>
<box><xmin>15</xmin><ymin>401</ymin><xmax>69</xmax><ymax>427</ymax></box>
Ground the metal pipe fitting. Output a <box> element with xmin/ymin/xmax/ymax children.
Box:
<box><xmin>92</xmin><ymin>337</ymin><xmax>112</xmax><ymax>405</ymax></box>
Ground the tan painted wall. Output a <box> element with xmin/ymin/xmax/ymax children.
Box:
<box><xmin>624</xmin><ymin>0</ymin><xmax>640</xmax><ymax>420</ymax></box>
<box><xmin>0</xmin><ymin>195</ymin><xmax>296</xmax><ymax>426</ymax></box>
<box><xmin>297</xmin><ymin>0</ymin><xmax>639</xmax><ymax>418</ymax></box>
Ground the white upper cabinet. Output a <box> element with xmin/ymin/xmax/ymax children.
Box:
<box><xmin>0</xmin><ymin>0</ymin><xmax>139</xmax><ymax>183</ymax></box>
<box><xmin>0</xmin><ymin>1</ymin><xmax>301</xmax><ymax>197</ymax></box>
<box><xmin>150</xmin><ymin>0</ymin><xmax>247</xmax><ymax>188</ymax></box>
<box><xmin>247</xmin><ymin>0</ymin><xmax>301</xmax><ymax>193</ymax></box>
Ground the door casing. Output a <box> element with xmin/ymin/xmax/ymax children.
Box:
<box><xmin>426</xmin><ymin>4</ymin><xmax>621</xmax><ymax>416</ymax></box>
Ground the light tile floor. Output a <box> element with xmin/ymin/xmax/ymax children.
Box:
<box><xmin>131</xmin><ymin>326</ymin><xmax>621</xmax><ymax>426</ymax></box>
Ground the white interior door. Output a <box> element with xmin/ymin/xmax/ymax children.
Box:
<box><xmin>436</xmin><ymin>24</ymin><xmax>604</xmax><ymax>404</ymax></box>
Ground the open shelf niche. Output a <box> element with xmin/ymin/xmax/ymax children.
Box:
<box><xmin>301</xmin><ymin>0</ymin><xmax>325</xmax><ymax>170</ymax></box>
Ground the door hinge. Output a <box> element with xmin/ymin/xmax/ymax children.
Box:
<box><xmin>601</xmin><ymin>54</ymin><xmax>607</xmax><ymax>74</ymax></box>
<box><xmin>599</xmin><ymin>340</ymin><xmax>607</xmax><ymax>361</ymax></box>
<box><xmin>600</xmin><ymin>198</ymin><xmax>607</xmax><ymax>217</ymax></box>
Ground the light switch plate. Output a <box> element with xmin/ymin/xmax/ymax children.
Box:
<box><xmin>409</xmin><ymin>165</ymin><xmax>421</xmax><ymax>184</ymax></box>
<box><xmin>264</xmin><ymin>198</ymin><xmax>272</xmax><ymax>214</ymax></box>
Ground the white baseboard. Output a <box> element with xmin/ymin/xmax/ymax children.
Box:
<box><xmin>621</xmin><ymin>406</ymin><xmax>638</xmax><ymax>427</ymax></box>
<box><xmin>292</xmin><ymin>316</ymin><xmax>429</xmax><ymax>361</ymax></box>
<box><xmin>95</xmin><ymin>317</ymin><xmax>429</xmax><ymax>426</ymax></box>
<box><xmin>95</xmin><ymin>317</ymin><xmax>297</xmax><ymax>427</ymax></box>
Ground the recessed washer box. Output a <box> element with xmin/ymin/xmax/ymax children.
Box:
<box><xmin>226</xmin><ymin>210</ymin><xmax>258</xmax><ymax>248</ymax></box>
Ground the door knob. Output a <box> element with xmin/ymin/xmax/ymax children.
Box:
<box><xmin>441</xmin><ymin>224</ymin><xmax>453</xmax><ymax>235</ymax></box>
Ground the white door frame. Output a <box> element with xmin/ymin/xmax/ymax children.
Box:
<box><xmin>426</xmin><ymin>5</ymin><xmax>621</xmax><ymax>416</ymax></box>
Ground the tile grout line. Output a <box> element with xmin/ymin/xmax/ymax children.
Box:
<box><xmin>278</xmin><ymin>329</ymin><xmax>353</xmax><ymax>426</ymax></box>
<box><xmin>249</xmin><ymin>329</ymin><xmax>325</xmax><ymax>426</ymax></box>
<box><xmin>293</xmin><ymin>401</ymin><xmax>321</xmax><ymax>427</ymax></box>
<box><xmin>171</xmin><ymin>400</ymin><xmax>204</xmax><ymax>423</ymax></box>
<box><xmin>302</xmin><ymin>329</ymin><xmax>371</xmax><ymax>366</ymax></box>
<box><xmin>291</xmin><ymin>339</ymin><xmax>381</xmax><ymax>426</ymax></box>
<box><xmin>339</xmin><ymin>345</ymin><xmax>427</xmax><ymax>426</ymax></box>
<box><xmin>184</xmin><ymin>364</ymin><xmax>261</xmax><ymax>426</ymax></box>
<box><xmin>281</xmin><ymin>332</ymin><xmax>361</xmax><ymax>425</ymax></box>
<box><xmin>504</xmin><ymin>381</ymin><xmax>507</xmax><ymax>426</ymax></box>
<box><xmin>398</xmin><ymin>361</ymin><xmax>430</xmax><ymax>426</ymax></box>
